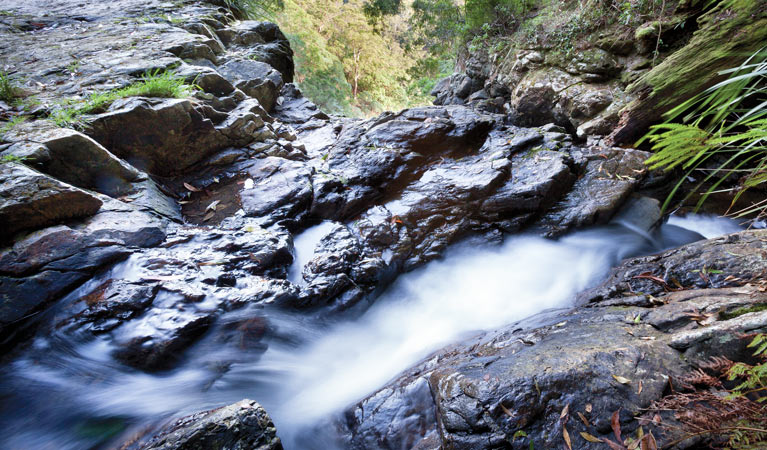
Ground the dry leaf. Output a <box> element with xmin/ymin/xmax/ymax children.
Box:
<box><xmin>554</xmin><ymin>321</ymin><xmax>567</xmax><ymax>327</ymax></box>
<box><xmin>611</xmin><ymin>409</ymin><xmax>622</xmax><ymax>443</ymax></box>
<box><xmin>500</xmin><ymin>403</ymin><xmax>513</xmax><ymax>418</ymax></box>
<box><xmin>577</xmin><ymin>412</ymin><xmax>590</xmax><ymax>426</ymax></box>
<box><xmin>203</xmin><ymin>211</ymin><xmax>215</xmax><ymax>222</ymax></box>
<box><xmin>604</xmin><ymin>438</ymin><xmax>625</xmax><ymax>450</ymax></box>
<box><xmin>580</xmin><ymin>432</ymin><xmax>602</xmax><ymax>443</ymax></box>
<box><xmin>563</xmin><ymin>425</ymin><xmax>572</xmax><ymax>450</ymax></box>
<box><xmin>206</xmin><ymin>200</ymin><xmax>220</xmax><ymax>212</ymax></box>
<box><xmin>637</xmin><ymin>380</ymin><xmax>643</xmax><ymax>395</ymax></box>
<box><xmin>585</xmin><ymin>403</ymin><xmax>592</xmax><ymax>413</ymax></box>
<box><xmin>652</xmin><ymin>414</ymin><xmax>662</xmax><ymax>425</ymax></box>
<box><xmin>560</xmin><ymin>404</ymin><xmax>570</xmax><ymax>420</ymax></box>
<box><xmin>183</xmin><ymin>182</ymin><xmax>200</xmax><ymax>192</ymax></box>
<box><xmin>612</xmin><ymin>375</ymin><xmax>631</xmax><ymax>384</ymax></box>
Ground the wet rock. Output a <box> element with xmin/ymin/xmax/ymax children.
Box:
<box><xmin>239</xmin><ymin>156</ymin><xmax>313</xmax><ymax>227</ymax></box>
<box><xmin>0</xmin><ymin>163</ymin><xmax>103</xmax><ymax>240</ymax></box>
<box><xmin>58</xmin><ymin>279</ymin><xmax>160</xmax><ymax>334</ymax></box>
<box><xmin>536</xmin><ymin>147</ymin><xmax>650</xmax><ymax>236</ymax></box>
<box><xmin>272</xmin><ymin>84</ymin><xmax>329</xmax><ymax>124</ymax></box>
<box><xmin>112</xmin><ymin>290</ymin><xmax>215</xmax><ymax>371</ymax></box>
<box><xmin>8</xmin><ymin>126</ymin><xmax>141</xmax><ymax>197</ymax></box>
<box><xmin>86</xmin><ymin>98</ymin><xmax>229</xmax><ymax>176</ymax></box>
<box><xmin>579</xmin><ymin>229</ymin><xmax>767</xmax><ymax>304</ymax></box>
<box><xmin>310</xmin><ymin>106</ymin><xmax>495</xmax><ymax>221</ymax></box>
<box><xmin>340</xmin><ymin>230</ymin><xmax>767</xmax><ymax>450</ymax></box>
<box><xmin>133</xmin><ymin>399</ymin><xmax>282</xmax><ymax>450</ymax></box>
<box><xmin>298</xmin><ymin>224</ymin><xmax>362</xmax><ymax>307</ymax></box>
<box><xmin>218</xmin><ymin>59</ymin><xmax>284</xmax><ymax>111</ymax></box>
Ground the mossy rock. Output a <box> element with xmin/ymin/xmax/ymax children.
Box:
<box><xmin>610</xmin><ymin>0</ymin><xmax>767</xmax><ymax>145</ymax></box>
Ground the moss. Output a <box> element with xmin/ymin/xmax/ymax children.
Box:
<box><xmin>719</xmin><ymin>303</ymin><xmax>767</xmax><ymax>320</ymax></box>
<box><xmin>634</xmin><ymin>22</ymin><xmax>658</xmax><ymax>40</ymax></box>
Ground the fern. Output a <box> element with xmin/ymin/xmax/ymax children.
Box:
<box><xmin>639</xmin><ymin>47</ymin><xmax>767</xmax><ymax>219</ymax></box>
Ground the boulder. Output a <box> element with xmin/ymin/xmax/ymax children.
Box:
<box><xmin>218</xmin><ymin>59</ymin><xmax>284</xmax><ymax>111</ymax></box>
<box><xmin>133</xmin><ymin>399</ymin><xmax>282</xmax><ymax>450</ymax></box>
<box><xmin>0</xmin><ymin>163</ymin><xmax>103</xmax><ymax>240</ymax></box>
<box><xmin>13</xmin><ymin>127</ymin><xmax>140</xmax><ymax>197</ymax></box>
<box><xmin>86</xmin><ymin>98</ymin><xmax>229</xmax><ymax>176</ymax></box>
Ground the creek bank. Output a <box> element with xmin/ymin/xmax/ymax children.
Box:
<box><xmin>433</xmin><ymin>1</ymin><xmax>767</xmax><ymax>144</ymax></box>
<box><xmin>0</xmin><ymin>0</ymin><xmax>763</xmax><ymax>449</ymax></box>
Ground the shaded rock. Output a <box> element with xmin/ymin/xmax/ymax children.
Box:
<box><xmin>111</xmin><ymin>290</ymin><xmax>215</xmax><ymax>371</ymax></box>
<box><xmin>341</xmin><ymin>307</ymin><xmax>680</xmax><ymax>450</ymax></box>
<box><xmin>86</xmin><ymin>98</ymin><xmax>228</xmax><ymax>176</ymax></box>
<box><xmin>57</xmin><ymin>279</ymin><xmax>160</xmax><ymax>334</ymax></box>
<box><xmin>0</xmin><ymin>163</ymin><xmax>103</xmax><ymax>240</ymax></box>
<box><xmin>8</xmin><ymin>126</ymin><xmax>141</xmax><ymax>197</ymax></box>
<box><xmin>133</xmin><ymin>399</ymin><xmax>282</xmax><ymax>450</ymax></box>
<box><xmin>310</xmin><ymin>106</ymin><xmax>495</xmax><ymax>221</ymax></box>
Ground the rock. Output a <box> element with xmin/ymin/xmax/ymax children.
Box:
<box><xmin>431</xmin><ymin>73</ymin><xmax>483</xmax><ymax>106</ymax></box>
<box><xmin>0</xmin><ymin>163</ymin><xmax>103</xmax><ymax>240</ymax></box>
<box><xmin>11</xmin><ymin>126</ymin><xmax>141</xmax><ymax>197</ymax></box>
<box><xmin>225</xmin><ymin>21</ymin><xmax>294</xmax><ymax>83</ymax></box>
<box><xmin>310</xmin><ymin>106</ymin><xmax>495</xmax><ymax>221</ymax></box>
<box><xmin>579</xmin><ymin>229</ymin><xmax>767</xmax><ymax>305</ymax></box>
<box><xmin>111</xmin><ymin>289</ymin><xmax>215</xmax><ymax>371</ymax></box>
<box><xmin>86</xmin><ymin>98</ymin><xmax>229</xmax><ymax>176</ymax></box>
<box><xmin>536</xmin><ymin>147</ymin><xmax>650</xmax><ymax>236</ymax></box>
<box><xmin>132</xmin><ymin>399</ymin><xmax>282</xmax><ymax>450</ymax></box>
<box><xmin>272</xmin><ymin>84</ymin><xmax>329</xmax><ymax>124</ymax></box>
<box><xmin>239</xmin><ymin>156</ymin><xmax>314</xmax><ymax>228</ymax></box>
<box><xmin>57</xmin><ymin>279</ymin><xmax>159</xmax><ymax>334</ymax></box>
<box><xmin>218</xmin><ymin>59</ymin><xmax>284</xmax><ymax>111</ymax></box>
<box><xmin>176</xmin><ymin>63</ymin><xmax>235</xmax><ymax>96</ymax></box>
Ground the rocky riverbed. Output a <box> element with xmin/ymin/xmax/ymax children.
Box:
<box><xmin>1</xmin><ymin>1</ymin><xmax>767</xmax><ymax>449</ymax></box>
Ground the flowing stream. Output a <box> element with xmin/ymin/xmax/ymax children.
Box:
<box><xmin>0</xmin><ymin>214</ymin><xmax>743</xmax><ymax>449</ymax></box>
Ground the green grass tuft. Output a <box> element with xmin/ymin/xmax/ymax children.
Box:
<box><xmin>0</xmin><ymin>71</ymin><xmax>20</xmax><ymax>104</ymax></box>
<box><xmin>49</xmin><ymin>69</ymin><xmax>195</xmax><ymax>129</ymax></box>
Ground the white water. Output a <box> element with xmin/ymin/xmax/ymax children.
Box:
<box><xmin>668</xmin><ymin>213</ymin><xmax>743</xmax><ymax>239</ymax></box>
<box><xmin>286</xmin><ymin>221</ymin><xmax>337</xmax><ymax>285</ymax></box>
<box><xmin>0</xmin><ymin>214</ymin><xmax>743</xmax><ymax>449</ymax></box>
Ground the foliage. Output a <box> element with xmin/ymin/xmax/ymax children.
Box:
<box><xmin>639</xmin><ymin>47</ymin><xmax>767</xmax><ymax>218</ymax></box>
<box><xmin>223</xmin><ymin>0</ymin><xmax>285</xmax><ymax>19</ymax></box>
<box><xmin>652</xmin><ymin>333</ymin><xmax>767</xmax><ymax>449</ymax></box>
<box><xmin>0</xmin><ymin>71</ymin><xmax>20</xmax><ymax>104</ymax></box>
<box><xmin>49</xmin><ymin>70</ymin><xmax>194</xmax><ymax>128</ymax></box>
<box><xmin>276</xmin><ymin>0</ymin><xmax>434</xmax><ymax>116</ymax></box>
<box><xmin>0</xmin><ymin>154</ymin><xmax>26</xmax><ymax>164</ymax></box>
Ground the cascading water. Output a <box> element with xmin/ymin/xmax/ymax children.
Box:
<box><xmin>0</xmin><ymin>214</ymin><xmax>743</xmax><ymax>449</ymax></box>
